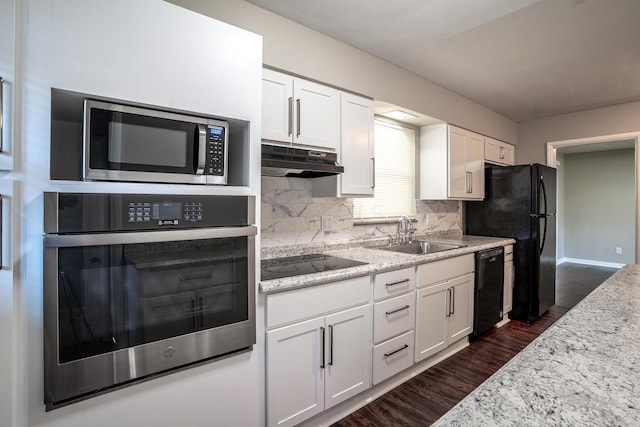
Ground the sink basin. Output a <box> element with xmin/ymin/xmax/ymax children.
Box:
<box><xmin>378</xmin><ymin>241</ymin><xmax>466</xmax><ymax>255</ymax></box>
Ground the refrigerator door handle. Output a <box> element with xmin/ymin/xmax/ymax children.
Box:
<box><xmin>539</xmin><ymin>216</ymin><xmax>547</xmax><ymax>255</ymax></box>
<box><xmin>540</xmin><ymin>177</ymin><xmax>548</xmax><ymax>217</ymax></box>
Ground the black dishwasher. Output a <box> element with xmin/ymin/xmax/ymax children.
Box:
<box><xmin>473</xmin><ymin>247</ymin><xmax>504</xmax><ymax>337</ymax></box>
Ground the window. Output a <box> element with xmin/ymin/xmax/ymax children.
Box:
<box><xmin>353</xmin><ymin>119</ymin><xmax>416</xmax><ymax>220</ymax></box>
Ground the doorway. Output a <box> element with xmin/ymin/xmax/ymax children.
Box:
<box><xmin>546</xmin><ymin>133</ymin><xmax>639</xmax><ymax>266</ymax></box>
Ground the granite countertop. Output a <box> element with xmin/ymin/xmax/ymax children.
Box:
<box><xmin>433</xmin><ymin>264</ymin><xmax>640</xmax><ymax>426</ymax></box>
<box><xmin>260</xmin><ymin>235</ymin><xmax>515</xmax><ymax>294</ymax></box>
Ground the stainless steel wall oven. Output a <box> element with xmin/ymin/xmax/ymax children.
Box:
<box><xmin>43</xmin><ymin>192</ymin><xmax>256</xmax><ymax>409</ymax></box>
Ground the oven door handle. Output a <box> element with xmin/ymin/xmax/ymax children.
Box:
<box><xmin>43</xmin><ymin>225</ymin><xmax>258</xmax><ymax>248</ymax></box>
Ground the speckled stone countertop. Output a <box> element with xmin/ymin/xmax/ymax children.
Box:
<box><xmin>260</xmin><ymin>235</ymin><xmax>515</xmax><ymax>294</ymax></box>
<box><xmin>433</xmin><ymin>264</ymin><xmax>640</xmax><ymax>426</ymax></box>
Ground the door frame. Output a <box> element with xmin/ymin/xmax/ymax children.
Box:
<box><xmin>546</xmin><ymin>132</ymin><xmax>639</xmax><ymax>264</ymax></box>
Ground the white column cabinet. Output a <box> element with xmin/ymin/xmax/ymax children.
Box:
<box><xmin>312</xmin><ymin>92</ymin><xmax>375</xmax><ymax>197</ymax></box>
<box><xmin>262</xmin><ymin>68</ymin><xmax>339</xmax><ymax>151</ymax></box>
<box><xmin>420</xmin><ymin>124</ymin><xmax>484</xmax><ymax>200</ymax></box>
<box><xmin>485</xmin><ymin>137</ymin><xmax>515</xmax><ymax>166</ymax></box>
<box><xmin>414</xmin><ymin>255</ymin><xmax>475</xmax><ymax>363</ymax></box>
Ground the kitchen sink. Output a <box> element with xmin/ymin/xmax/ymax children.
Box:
<box><xmin>377</xmin><ymin>241</ymin><xmax>466</xmax><ymax>255</ymax></box>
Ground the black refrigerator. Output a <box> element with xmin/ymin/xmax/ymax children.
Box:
<box><xmin>466</xmin><ymin>164</ymin><xmax>556</xmax><ymax>322</ymax></box>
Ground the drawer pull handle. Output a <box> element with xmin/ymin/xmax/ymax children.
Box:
<box><xmin>384</xmin><ymin>344</ymin><xmax>409</xmax><ymax>358</ymax></box>
<box><xmin>180</xmin><ymin>273</ymin><xmax>213</xmax><ymax>283</ymax></box>
<box><xmin>385</xmin><ymin>279</ymin><xmax>410</xmax><ymax>288</ymax></box>
<box><xmin>385</xmin><ymin>305</ymin><xmax>410</xmax><ymax>316</ymax></box>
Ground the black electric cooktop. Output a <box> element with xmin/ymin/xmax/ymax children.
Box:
<box><xmin>261</xmin><ymin>254</ymin><xmax>368</xmax><ymax>281</ymax></box>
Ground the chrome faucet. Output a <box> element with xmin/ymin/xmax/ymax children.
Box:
<box><xmin>397</xmin><ymin>215</ymin><xmax>415</xmax><ymax>243</ymax></box>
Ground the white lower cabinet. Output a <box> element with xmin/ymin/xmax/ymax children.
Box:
<box><xmin>372</xmin><ymin>331</ymin><xmax>414</xmax><ymax>385</ymax></box>
<box><xmin>415</xmin><ymin>255</ymin><xmax>474</xmax><ymax>363</ymax></box>
<box><xmin>265</xmin><ymin>277</ymin><xmax>371</xmax><ymax>427</ymax></box>
<box><xmin>371</xmin><ymin>267</ymin><xmax>415</xmax><ymax>385</ymax></box>
<box><xmin>503</xmin><ymin>245</ymin><xmax>514</xmax><ymax>314</ymax></box>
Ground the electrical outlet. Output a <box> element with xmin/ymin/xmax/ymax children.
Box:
<box><xmin>616</xmin><ymin>247</ymin><xmax>622</xmax><ymax>255</ymax></box>
<box><xmin>321</xmin><ymin>215</ymin><xmax>333</xmax><ymax>231</ymax></box>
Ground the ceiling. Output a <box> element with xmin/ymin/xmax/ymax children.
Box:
<box><xmin>245</xmin><ymin>0</ymin><xmax>640</xmax><ymax>123</ymax></box>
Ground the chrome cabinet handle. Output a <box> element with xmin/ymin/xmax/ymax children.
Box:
<box><xmin>320</xmin><ymin>326</ymin><xmax>325</xmax><ymax>369</ymax></box>
<box><xmin>446</xmin><ymin>288</ymin><xmax>452</xmax><ymax>317</ymax></box>
<box><xmin>0</xmin><ymin>76</ymin><xmax>4</xmax><ymax>153</ymax></box>
<box><xmin>296</xmin><ymin>98</ymin><xmax>301</xmax><ymax>137</ymax></box>
<box><xmin>451</xmin><ymin>286</ymin><xmax>456</xmax><ymax>315</ymax></box>
<box><xmin>385</xmin><ymin>305</ymin><xmax>410</xmax><ymax>317</ymax></box>
<box><xmin>328</xmin><ymin>324</ymin><xmax>334</xmax><ymax>366</ymax></box>
<box><xmin>179</xmin><ymin>273</ymin><xmax>213</xmax><ymax>283</ymax></box>
<box><xmin>385</xmin><ymin>278</ymin><xmax>410</xmax><ymax>288</ymax></box>
<box><xmin>371</xmin><ymin>158</ymin><xmax>376</xmax><ymax>189</ymax></box>
<box><xmin>384</xmin><ymin>344</ymin><xmax>409</xmax><ymax>358</ymax></box>
<box><xmin>499</xmin><ymin>146</ymin><xmax>505</xmax><ymax>159</ymax></box>
<box><xmin>287</xmin><ymin>97</ymin><xmax>293</xmax><ymax>137</ymax></box>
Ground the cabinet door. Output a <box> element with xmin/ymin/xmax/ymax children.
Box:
<box><xmin>324</xmin><ymin>305</ymin><xmax>371</xmax><ymax>409</ymax></box>
<box><xmin>466</xmin><ymin>132</ymin><xmax>485</xmax><ymax>199</ymax></box>
<box><xmin>262</xmin><ymin>69</ymin><xmax>293</xmax><ymax>144</ymax></box>
<box><xmin>485</xmin><ymin>137</ymin><xmax>515</xmax><ymax>166</ymax></box>
<box><xmin>504</xmin><ymin>261</ymin><xmax>513</xmax><ymax>314</ymax></box>
<box><xmin>447</xmin><ymin>126</ymin><xmax>468</xmax><ymax>199</ymax></box>
<box><xmin>294</xmin><ymin>78</ymin><xmax>339</xmax><ymax>150</ymax></box>
<box><xmin>447</xmin><ymin>273</ymin><xmax>474</xmax><ymax>343</ymax></box>
<box><xmin>415</xmin><ymin>282</ymin><xmax>449</xmax><ymax>363</ymax></box>
<box><xmin>266</xmin><ymin>317</ymin><xmax>325</xmax><ymax>427</ymax></box>
<box><xmin>0</xmin><ymin>0</ymin><xmax>14</xmax><ymax>170</ymax></box>
<box><xmin>339</xmin><ymin>93</ymin><xmax>374</xmax><ymax>196</ymax></box>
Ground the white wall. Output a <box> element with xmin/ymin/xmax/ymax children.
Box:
<box><xmin>517</xmin><ymin>101</ymin><xmax>640</xmax><ymax>164</ymax></box>
<box><xmin>167</xmin><ymin>0</ymin><xmax>517</xmax><ymax>145</ymax></box>
<box><xmin>13</xmin><ymin>1</ymin><xmax>264</xmax><ymax>426</ymax></box>
<box><xmin>562</xmin><ymin>149</ymin><xmax>635</xmax><ymax>264</ymax></box>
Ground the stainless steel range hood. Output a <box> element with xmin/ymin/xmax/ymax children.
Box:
<box><xmin>261</xmin><ymin>144</ymin><xmax>344</xmax><ymax>178</ymax></box>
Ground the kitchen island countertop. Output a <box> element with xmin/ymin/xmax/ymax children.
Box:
<box><xmin>260</xmin><ymin>235</ymin><xmax>515</xmax><ymax>294</ymax></box>
<box><xmin>433</xmin><ymin>264</ymin><xmax>640</xmax><ymax>426</ymax></box>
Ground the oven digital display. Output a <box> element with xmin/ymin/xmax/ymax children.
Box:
<box><xmin>153</xmin><ymin>201</ymin><xmax>182</xmax><ymax>220</ymax></box>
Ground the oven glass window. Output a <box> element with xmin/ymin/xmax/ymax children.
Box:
<box><xmin>56</xmin><ymin>237</ymin><xmax>248</xmax><ymax>364</ymax></box>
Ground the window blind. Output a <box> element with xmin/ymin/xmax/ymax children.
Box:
<box><xmin>353</xmin><ymin>120</ymin><xmax>416</xmax><ymax>219</ymax></box>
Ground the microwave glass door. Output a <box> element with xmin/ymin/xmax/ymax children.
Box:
<box><xmin>55</xmin><ymin>237</ymin><xmax>249</xmax><ymax>364</ymax></box>
<box><xmin>88</xmin><ymin>107</ymin><xmax>200</xmax><ymax>174</ymax></box>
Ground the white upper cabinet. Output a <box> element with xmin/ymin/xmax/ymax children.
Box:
<box><xmin>419</xmin><ymin>124</ymin><xmax>484</xmax><ymax>200</ymax></box>
<box><xmin>485</xmin><ymin>137</ymin><xmax>515</xmax><ymax>166</ymax></box>
<box><xmin>312</xmin><ymin>92</ymin><xmax>374</xmax><ymax>197</ymax></box>
<box><xmin>262</xmin><ymin>68</ymin><xmax>339</xmax><ymax>151</ymax></box>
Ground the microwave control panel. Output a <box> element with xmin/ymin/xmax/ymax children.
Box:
<box><xmin>206</xmin><ymin>125</ymin><xmax>226</xmax><ymax>176</ymax></box>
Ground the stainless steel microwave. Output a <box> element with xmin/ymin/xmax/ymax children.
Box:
<box><xmin>83</xmin><ymin>100</ymin><xmax>228</xmax><ymax>185</ymax></box>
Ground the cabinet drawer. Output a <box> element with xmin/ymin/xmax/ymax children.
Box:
<box><xmin>416</xmin><ymin>254</ymin><xmax>474</xmax><ymax>288</ymax></box>
<box><xmin>373</xmin><ymin>293</ymin><xmax>415</xmax><ymax>344</ymax></box>
<box><xmin>372</xmin><ymin>331</ymin><xmax>414</xmax><ymax>385</ymax></box>
<box><xmin>373</xmin><ymin>267</ymin><xmax>415</xmax><ymax>301</ymax></box>
<box><xmin>504</xmin><ymin>245</ymin><xmax>513</xmax><ymax>262</ymax></box>
<box><xmin>266</xmin><ymin>275</ymin><xmax>370</xmax><ymax>329</ymax></box>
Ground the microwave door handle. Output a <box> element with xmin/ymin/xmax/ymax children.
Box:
<box><xmin>196</xmin><ymin>124</ymin><xmax>207</xmax><ymax>175</ymax></box>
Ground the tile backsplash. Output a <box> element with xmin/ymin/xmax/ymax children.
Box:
<box><xmin>261</xmin><ymin>177</ymin><xmax>461</xmax><ymax>248</ymax></box>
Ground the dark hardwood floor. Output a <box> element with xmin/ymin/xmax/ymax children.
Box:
<box><xmin>332</xmin><ymin>263</ymin><xmax>619</xmax><ymax>427</ymax></box>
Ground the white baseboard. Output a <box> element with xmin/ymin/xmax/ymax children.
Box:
<box><xmin>558</xmin><ymin>257</ymin><xmax>624</xmax><ymax>269</ymax></box>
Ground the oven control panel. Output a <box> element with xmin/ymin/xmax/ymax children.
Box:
<box><xmin>128</xmin><ymin>201</ymin><xmax>204</xmax><ymax>225</ymax></box>
<box><xmin>48</xmin><ymin>193</ymin><xmax>253</xmax><ymax>233</ymax></box>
